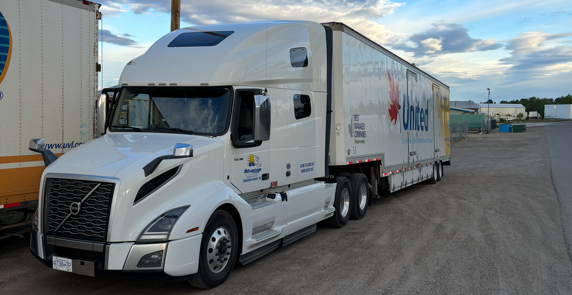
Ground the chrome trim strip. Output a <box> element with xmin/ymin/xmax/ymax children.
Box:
<box><xmin>123</xmin><ymin>243</ymin><xmax>167</xmax><ymax>270</ymax></box>
<box><xmin>45</xmin><ymin>236</ymin><xmax>105</xmax><ymax>252</ymax></box>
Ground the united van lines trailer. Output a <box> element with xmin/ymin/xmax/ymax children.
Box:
<box><xmin>0</xmin><ymin>0</ymin><xmax>100</xmax><ymax>231</ymax></box>
<box><xmin>29</xmin><ymin>21</ymin><xmax>450</xmax><ymax>288</ymax></box>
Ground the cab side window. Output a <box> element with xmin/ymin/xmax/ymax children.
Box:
<box><xmin>294</xmin><ymin>94</ymin><xmax>311</xmax><ymax>119</ymax></box>
<box><xmin>238</xmin><ymin>93</ymin><xmax>254</xmax><ymax>141</ymax></box>
<box><xmin>232</xmin><ymin>90</ymin><xmax>262</xmax><ymax>148</ymax></box>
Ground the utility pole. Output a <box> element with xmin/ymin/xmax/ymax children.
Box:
<box><xmin>487</xmin><ymin>88</ymin><xmax>490</xmax><ymax>117</ymax></box>
<box><xmin>171</xmin><ymin>0</ymin><xmax>180</xmax><ymax>32</ymax></box>
<box><xmin>487</xmin><ymin>88</ymin><xmax>490</xmax><ymax>132</ymax></box>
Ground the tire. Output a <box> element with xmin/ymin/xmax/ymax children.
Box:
<box><xmin>337</xmin><ymin>172</ymin><xmax>352</xmax><ymax>179</ymax></box>
<box><xmin>327</xmin><ymin>177</ymin><xmax>352</xmax><ymax>228</ymax></box>
<box><xmin>349</xmin><ymin>173</ymin><xmax>369</xmax><ymax>220</ymax></box>
<box><xmin>189</xmin><ymin>210</ymin><xmax>238</xmax><ymax>289</ymax></box>
<box><xmin>437</xmin><ymin>161</ymin><xmax>443</xmax><ymax>181</ymax></box>
<box><xmin>426</xmin><ymin>164</ymin><xmax>437</xmax><ymax>184</ymax></box>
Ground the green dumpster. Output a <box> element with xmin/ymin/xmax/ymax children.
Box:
<box><xmin>512</xmin><ymin>124</ymin><xmax>526</xmax><ymax>132</ymax></box>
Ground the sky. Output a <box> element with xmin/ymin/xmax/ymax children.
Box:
<box><xmin>97</xmin><ymin>0</ymin><xmax>572</xmax><ymax>103</ymax></box>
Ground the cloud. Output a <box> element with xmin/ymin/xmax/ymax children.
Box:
<box><xmin>99</xmin><ymin>30</ymin><xmax>139</xmax><ymax>46</ymax></box>
<box><xmin>100</xmin><ymin>2</ymin><xmax>127</xmax><ymax>17</ymax></box>
<box><xmin>498</xmin><ymin>31</ymin><xmax>572</xmax><ymax>81</ymax></box>
<box><xmin>517</xmin><ymin>17</ymin><xmax>532</xmax><ymax>24</ymax></box>
<box><xmin>391</xmin><ymin>23</ymin><xmax>502</xmax><ymax>56</ymax></box>
<box><xmin>503</xmin><ymin>31</ymin><xmax>572</xmax><ymax>55</ymax></box>
<box><xmin>102</xmin><ymin>0</ymin><xmax>406</xmax><ymax>44</ymax></box>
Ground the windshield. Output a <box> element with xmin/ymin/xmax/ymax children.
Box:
<box><xmin>110</xmin><ymin>86</ymin><xmax>232</xmax><ymax>135</ymax></box>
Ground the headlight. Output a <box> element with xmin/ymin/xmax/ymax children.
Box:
<box><xmin>137</xmin><ymin>206</ymin><xmax>189</xmax><ymax>242</ymax></box>
<box><xmin>32</xmin><ymin>209</ymin><xmax>38</xmax><ymax>230</ymax></box>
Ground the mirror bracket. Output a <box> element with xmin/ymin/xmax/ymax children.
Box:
<box><xmin>143</xmin><ymin>144</ymin><xmax>193</xmax><ymax>177</ymax></box>
<box><xmin>29</xmin><ymin>138</ymin><xmax>58</xmax><ymax>167</ymax></box>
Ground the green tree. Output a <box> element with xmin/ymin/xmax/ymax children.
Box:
<box><xmin>517</xmin><ymin>113</ymin><xmax>524</xmax><ymax>120</ymax></box>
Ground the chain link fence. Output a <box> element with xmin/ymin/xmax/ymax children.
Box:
<box><xmin>451</xmin><ymin>120</ymin><xmax>468</xmax><ymax>142</ymax></box>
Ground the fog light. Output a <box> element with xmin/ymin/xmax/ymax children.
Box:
<box><xmin>137</xmin><ymin>250</ymin><xmax>164</xmax><ymax>268</ymax></box>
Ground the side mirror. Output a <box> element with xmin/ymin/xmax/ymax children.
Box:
<box><xmin>173</xmin><ymin>143</ymin><xmax>193</xmax><ymax>157</ymax></box>
<box><xmin>96</xmin><ymin>93</ymin><xmax>108</xmax><ymax>136</ymax></box>
<box><xmin>253</xmin><ymin>95</ymin><xmax>271</xmax><ymax>141</ymax></box>
<box><xmin>29</xmin><ymin>138</ymin><xmax>46</xmax><ymax>150</ymax></box>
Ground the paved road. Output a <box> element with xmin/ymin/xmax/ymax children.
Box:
<box><xmin>1</xmin><ymin>126</ymin><xmax>572</xmax><ymax>294</ymax></box>
<box><xmin>545</xmin><ymin>121</ymin><xmax>572</xmax><ymax>264</ymax></box>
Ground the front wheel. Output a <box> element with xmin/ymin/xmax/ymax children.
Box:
<box><xmin>189</xmin><ymin>210</ymin><xmax>238</xmax><ymax>289</ymax></box>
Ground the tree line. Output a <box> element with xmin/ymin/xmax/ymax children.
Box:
<box><xmin>499</xmin><ymin>94</ymin><xmax>572</xmax><ymax>118</ymax></box>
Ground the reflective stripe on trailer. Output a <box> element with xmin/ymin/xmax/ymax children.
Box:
<box><xmin>0</xmin><ymin>202</ymin><xmax>20</xmax><ymax>209</ymax></box>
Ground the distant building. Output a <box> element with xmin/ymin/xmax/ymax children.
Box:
<box><xmin>450</xmin><ymin>107</ymin><xmax>476</xmax><ymax>115</ymax></box>
<box><xmin>479</xmin><ymin>104</ymin><xmax>526</xmax><ymax>119</ymax></box>
<box><xmin>544</xmin><ymin>105</ymin><xmax>572</xmax><ymax>119</ymax></box>
<box><xmin>450</xmin><ymin>101</ymin><xmax>480</xmax><ymax>113</ymax></box>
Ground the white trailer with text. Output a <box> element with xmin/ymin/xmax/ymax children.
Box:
<box><xmin>29</xmin><ymin>21</ymin><xmax>450</xmax><ymax>288</ymax></box>
<box><xmin>0</xmin><ymin>0</ymin><xmax>100</xmax><ymax>236</ymax></box>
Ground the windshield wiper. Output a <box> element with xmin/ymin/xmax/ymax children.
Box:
<box><xmin>146</xmin><ymin>127</ymin><xmax>195</xmax><ymax>135</ymax></box>
<box><xmin>110</xmin><ymin>126</ymin><xmax>142</xmax><ymax>131</ymax></box>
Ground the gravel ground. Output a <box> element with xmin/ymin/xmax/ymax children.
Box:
<box><xmin>1</xmin><ymin>126</ymin><xmax>571</xmax><ymax>294</ymax></box>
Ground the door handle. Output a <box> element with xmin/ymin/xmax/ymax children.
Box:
<box><xmin>409</xmin><ymin>151</ymin><xmax>417</xmax><ymax>156</ymax></box>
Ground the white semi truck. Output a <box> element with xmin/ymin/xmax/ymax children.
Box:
<box><xmin>29</xmin><ymin>21</ymin><xmax>450</xmax><ymax>288</ymax></box>
<box><xmin>0</xmin><ymin>0</ymin><xmax>100</xmax><ymax>233</ymax></box>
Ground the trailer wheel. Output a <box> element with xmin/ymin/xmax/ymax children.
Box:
<box><xmin>337</xmin><ymin>172</ymin><xmax>352</xmax><ymax>179</ymax></box>
<box><xmin>189</xmin><ymin>210</ymin><xmax>238</xmax><ymax>289</ymax></box>
<box><xmin>426</xmin><ymin>164</ymin><xmax>437</xmax><ymax>184</ymax></box>
<box><xmin>437</xmin><ymin>161</ymin><xmax>443</xmax><ymax>181</ymax></box>
<box><xmin>349</xmin><ymin>173</ymin><xmax>369</xmax><ymax>220</ymax></box>
<box><xmin>327</xmin><ymin>177</ymin><xmax>352</xmax><ymax>228</ymax></box>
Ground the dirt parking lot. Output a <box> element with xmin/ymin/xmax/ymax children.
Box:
<box><xmin>1</xmin><ymin>126</ymin><xmax>571</xmax><ymax>294</ymax></box>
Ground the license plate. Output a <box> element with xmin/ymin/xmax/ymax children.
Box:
<box><xmin>52</xmin><ymin>256</ymin><xmax>72</xmax><ymax>272</ymax></box>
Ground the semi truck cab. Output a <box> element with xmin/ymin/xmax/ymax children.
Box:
<box><xmin>30</xmin><ymin>21</ymin><xmax>341</xmax><ymax>288</ymax></box>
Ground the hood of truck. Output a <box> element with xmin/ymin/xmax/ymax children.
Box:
<box><xmin>46</xmin><ymin>132</ymin><xmax>221</xmax><ymax>177</ymax></box>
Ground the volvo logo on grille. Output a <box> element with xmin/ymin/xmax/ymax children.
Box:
<box><xmin>54</xmin><ymin>183</ymin><xmax>101</xmax><ymax>233</ymax></box>
<box><xmin>69</xmin><ymin>202</ymin><xmax>82</xmax><ymax>215</ymax></box>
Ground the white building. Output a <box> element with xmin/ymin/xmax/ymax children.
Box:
<box><xmin>479</xmin><ymin>104</ymin><xmax>527</xmax><ymax>119</ymax></box>
<box><xmin>545</xmin><ymin>105</ymin><xmax>572</xmax><ymax>119</ymax></box>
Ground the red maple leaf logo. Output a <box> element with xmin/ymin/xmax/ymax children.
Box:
<box><xmin>387</xmin><ymin>70</ymin><xmax>401</xmax><ymax>125</ymax></box>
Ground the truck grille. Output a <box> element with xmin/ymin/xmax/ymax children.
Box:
<box><xmin>44</xmin><ymin>178</ymin><xmax>115</xmax><ymax>241</ymax></box>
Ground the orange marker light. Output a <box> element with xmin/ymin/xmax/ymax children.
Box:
<box><xmin>186</xmin><ymin>227</ymin><xmax>199</xmax><ymax>233</ymax></box>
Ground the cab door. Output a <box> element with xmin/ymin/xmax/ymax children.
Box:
<box><xmin>229</xmin><ymin>89</ymin><xmax>271</xmax><ymax>193</ymax></box>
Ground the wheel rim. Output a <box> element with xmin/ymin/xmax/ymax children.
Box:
<box><xmin>206</xmin><ymin>226</ymin><xmax>232</xmax><ymax>273</ymax></box>
<box><xmin>341</xmin><ymin>188</ymin><xmax>350</xmax><ymax>217</ymax></box>
<box><xmin>359</xmin><ymin>183</ymin><xmax>367</xmax><ymax>210</ymax></box>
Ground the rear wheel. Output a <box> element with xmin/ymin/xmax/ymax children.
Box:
<box><xmin>349</xmin><ymin>173</ymin><xmax>369</xmax><ymax>220</ymax></box>
<box><xmin>327</xmin><ymin>177</ymin><xmax>352</xmax><ymax>228</ymax></box>
<box><xmin>189</xmin><ymin>210</ymin><xmax>238</xmax><ymax>289</ymax></box>
<box><xmin>437</xmin><ymin>161</ymin><xmax>443</xmax><ymax>181</ymax></box>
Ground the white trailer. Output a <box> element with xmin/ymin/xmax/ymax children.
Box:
<box><xmin>544</xmin><ymin>104</ymin><xmax>572</xmax><ymax>119</ymax></box>
<box><xmin>29</xmin><ymin>21</ymin><xmax>450</xmax><ymax>288</ymax></box>
<box><xmin>0</xmin><ymin>0</ymin><xmax>100</xmax><ymax>229</ymax></box>
<box><xmin>529</xmin><ymin>111</ymin><xmax>539</xmax><ymax>119</ymax></box>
